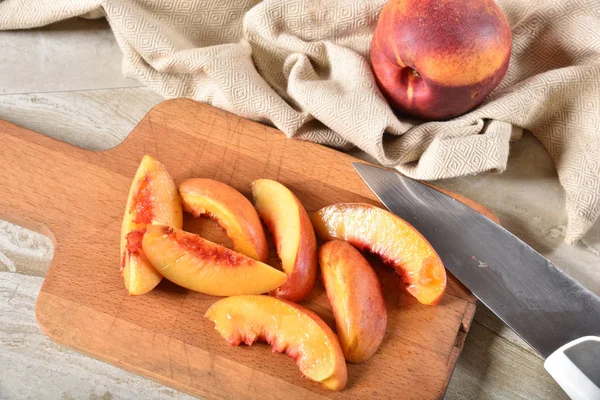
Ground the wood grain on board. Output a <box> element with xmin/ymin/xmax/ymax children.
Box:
<box><xmin>0</xmin><ymin>99</ymin><xmax>497</xmax><ymax>399</ymax></box>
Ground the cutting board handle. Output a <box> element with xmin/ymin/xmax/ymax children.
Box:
<box><xmin>2</xmin><ymin>121</ymin><xmax>72</xmax><ymax>232</ymax></box>
<box><xmin>0</xmin><ymin>100</ymin><xmax>222</xmax><ymax>242</ymax></box>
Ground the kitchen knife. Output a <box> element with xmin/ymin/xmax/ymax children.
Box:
<box><xmin>353</xmin><ymin>162</ymin><xmax>600</xmax><ymax>400</ymax></box>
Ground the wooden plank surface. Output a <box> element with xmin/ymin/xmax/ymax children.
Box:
<box><xmin>2</xmin><ymin>99</ymin><xmax>486</xmax><ymax>399</ymax></box>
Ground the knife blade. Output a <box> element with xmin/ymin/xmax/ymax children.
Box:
<box><xmin>353</xmin><ymin>162</ymin><xmax>600</xmax><ymax>399</ymax></box>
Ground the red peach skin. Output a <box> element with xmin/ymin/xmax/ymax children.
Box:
<box><xmin>370</xmin><ymin>0</ymin><xmax>512</xmax><ymax>120</ymax></box>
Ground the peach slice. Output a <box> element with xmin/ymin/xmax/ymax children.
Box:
<box><xmin>252</xmin><ymin>179</ymin><xmax>317</xmax><ymax>302</ymax></box>
<box><xmin>179</xmin><ymin>179</ymin><xmax>268</xmax><ymax>262</ymax></box>
<box><xmin>120</xmin><ymin>155</ymin><xmax>183</xmax><ymax>295</ymax></box>
<box><xmin>205</xmin><ymin>295</ymin><xmax>347</xmax><ymax>391</ymax></box>
<box><xmin>319</xmin><ymin>240</ymin><xmax>387</xmax><ymax>363</ymax></box>
<box><xmin>312</xmin><ymin>203</ymin><xmax>446</xmax><ymax>305</ymax></box>
<box><xmin>142</xmin><ymin>225</ymin><xmax>287</xmax><ymax>296</ymax></box>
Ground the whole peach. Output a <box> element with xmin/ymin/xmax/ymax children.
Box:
<box><xmin>370</xmin><ymin>0</ymin><xmax>512</xmax><ymax>120</ymax></box>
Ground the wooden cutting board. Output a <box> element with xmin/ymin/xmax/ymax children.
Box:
<box><xmin>0</xmin><ymin>99</ymin><xmax>494</xmax><ymax>399</ymax></box>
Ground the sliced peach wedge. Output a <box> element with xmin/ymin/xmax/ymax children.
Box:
<box><xmin>312</xmin><ymin>203</ymin><xmax>446</xmax><ymax>305</ymax></box>
<box><xmin>120</xmin><ymin>155</ymin><xmax>183</xmax><ymax>295</ymax></box>
<box><xmin>205</xmin><ymin>295</ymin><xmax>347</xmax><ymax>391</ymax></box>
<box><xmin>252</xmin><ymin>179</ymin><xmax>317</xmax><ymax>302</ymax></box>
<box><xmin>320</xmin><ymin>241</ymin><xmax>387</xmax><ymax>363</ymax></box>
<box><xmin>179</xmin><ymin>179</ymin><xmax>268</xmax><ymax>262</ymax></box>
<box><xmin>142</xmin><ymin>225</ymin><xmax>287</xmax><ymax>296</ymax></box>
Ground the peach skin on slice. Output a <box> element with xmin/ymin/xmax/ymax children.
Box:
<box><xmin>312</xmin><ymin>203</ymin><xmax>446</xmax><ymax>305</ymax></box>
<box><xmin>252</xmin><ymin>179</ymin><xmax>317</xmax><ymax>302</ymax></box>
<box><xmin>320</xmin><ymin>240</ymin><xmax>387</xmax><ymax>363</ymax></box>
<box><xmin>205</xmin><ymin>295</ymin><xmax>347</xmax><ymax>391</ymax></box>
<box><xmin>142</xmin><ymin>225</ymin><xmax>287</xmax><ymax>296</ymax></box>
<box><xmin>120</xmin><ymin>155</ymin><xmax>183</xmax><ymax>295</ymax></box>
<box><xmin>179</xmin><ymin>179</ymin><xmax>268</xmax><ymax>262</ymax></box>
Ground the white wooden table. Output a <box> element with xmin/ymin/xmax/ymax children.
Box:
<box><xmin>2</xmin><ymin>18</ymin><xmax>599</xmax><ymax>400</ymax></box>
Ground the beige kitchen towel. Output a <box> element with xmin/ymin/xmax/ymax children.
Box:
<box><xmin>1</xmin><ymin>0</ymin><xmax>599</xmax><ymax>243</ymax></box>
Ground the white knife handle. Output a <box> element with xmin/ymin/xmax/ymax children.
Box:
<box><xmin>545</xmin><ymin>336</ymin><xmax>600</xmax><ymax>399</ymax></box>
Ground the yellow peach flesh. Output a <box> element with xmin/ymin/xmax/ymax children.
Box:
<box><xmin>312</xmin><ymin>203</ymin><xmax>446</xmax><ymax>305</ymax></box>
<box><xmin>320</xmin><ymin>240</ymin><xmax>387</xmax><ymax>363</ymax></box>
<box><xmin>252</xmin><ymin>179</ymin><xmax>300</xmax><ymax>269</ymax></box>
<box><xmin>120</xmin><ymin>155</ymin><xmax>182</xmax><ymax>295</ymax></box>
<box><xmin>252</xmin><ymin>179</ymin><xmax>317</xmax><ymax>302</ymax></box>
<box><xmin>179</xmin><ymin>179</ymin><xmax>268</xmax><ymax>262</ymax></box>
<box><xmin>142</xmin><ymin>225</ymin><xmax>287</xmax><ymax>296</ymax></box>
<box><xmin>205</xmin><ymin>295</ymin><xmax>347</xmax><ymax>391</ymax></box>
